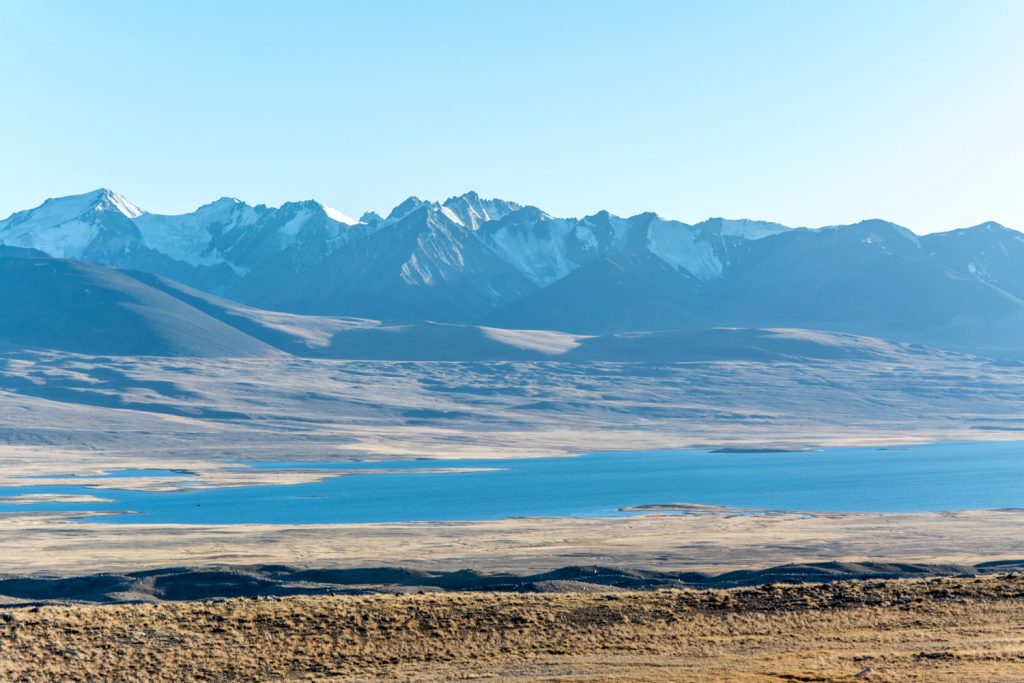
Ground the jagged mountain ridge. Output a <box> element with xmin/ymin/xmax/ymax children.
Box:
<box><xmin>247</xmin><ymin>201</ymin><xmax>539</xmax><ymax>321</ymax></box>
<box><xmin>3</xmin><ymin>189</ymin><xmax>1024</xmax><ymax>357</ymax></box>
<box><xmin>0</xmin><ymin>189</ymin><xmax>792</xmax><ymax>300</ymax></box>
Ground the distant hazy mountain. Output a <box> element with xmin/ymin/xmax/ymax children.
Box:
<box><xmin>4</xmin><ymin>189</ymin><xmax>1024</xmax><ymax>357</ymax></box>
<box><xmin>710</xmin><ymin>220</ymin><xmax>1024</xmax><ymax>356</ymax></box>
<box><xmin>921</xmin><ymin>222</ymin><xmax>1024</xmax><ymax>301</ymax></box>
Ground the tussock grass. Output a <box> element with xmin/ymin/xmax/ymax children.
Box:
<box><xmin>4</xmin><ymin>574</ymin><xmax>1024</xmax><ymax>681</ymax></box>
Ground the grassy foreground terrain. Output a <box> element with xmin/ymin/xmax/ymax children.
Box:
<box><xmin>4</xmin><ymin>574</ymin><xmax>1024</xmax><ymax>682</ymax></box>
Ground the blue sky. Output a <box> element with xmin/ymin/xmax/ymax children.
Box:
<box><xmin>1</xmin><ymin>0</ymin><xmax>1021</xmax><ymax>232</ymax></box>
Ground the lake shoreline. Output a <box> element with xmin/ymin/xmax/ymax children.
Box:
<box><xmin>4</xmin><ymin>440</ymin><xmax>1024</xmax><ymax>523</ymax></box>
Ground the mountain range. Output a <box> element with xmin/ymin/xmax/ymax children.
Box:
<box><xmin>3</xmin><ymin>188</ymin><xmax>1024</xmax><ymax>358</ymax></box>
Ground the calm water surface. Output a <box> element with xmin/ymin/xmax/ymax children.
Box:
<box><xmin>2</xmin><ymin>441</ymin><xmax>1023</xmax><ymax>523</ymax></box>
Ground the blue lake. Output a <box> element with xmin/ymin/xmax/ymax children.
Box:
<box><xmin>2</xmin><ymin>441</ymin><xmax>1024</xmax><ymax>524</ymax></box>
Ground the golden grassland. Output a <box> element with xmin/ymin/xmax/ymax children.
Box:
<box><xmin>4</xmin><ymin>574</ymin><xmax>1024</xmax><ymax>682</ymax></box>
<box><xmin>6</xmin><ymin>507</ymin><xmax>1024</xmax><ymax>576</ymax></box>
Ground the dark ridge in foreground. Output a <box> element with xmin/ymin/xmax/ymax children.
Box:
<box><xmin>3</xmin><ymin>560</ymin><xmax>1023</xmax><ymax>605</ymax></box>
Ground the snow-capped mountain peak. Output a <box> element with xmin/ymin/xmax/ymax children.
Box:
<box><xmin>183</xmin><ymin>197</ymin><xmax>259</xmax><ymax>225</ymax></box>
<box><xmin>442</xmin><ymin>191</ymin><xmax>522</xmax><ymax>230</ymax></box>
<box><xmin>2</xmin><ymin>188</ymin><xmax>140</xmax><ymax>225</ymax></box>
<box><xmin>386</xmin><ymin>197</ymin><xmax>430</xmax><ymax>222</ymax></box>
<box><xmin>95</xmin><ymin>188</ymin><xmax>143</xmax><ymax>218</ymax></box>
<box><xmin>0</xmin><ymin>188</ymin><xmax>143</xmax><ymax>259</ymax></box>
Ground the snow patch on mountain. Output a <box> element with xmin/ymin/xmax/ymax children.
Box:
<box><xmin>133</xmin><ymin>214</ymin><xmax>222</xmax><ymax>266</ymax></box>
<box><xmin>1</xmin><ymin>218</ymin><xmax>100</xmax><ymax>260</ymax></box>
<box><xmin>133</xmin><ymin>197</ymin><xmax>271</xmax><ymax>266</ymax></box>
<box><xmin>647</xmin><ymin>220</ymin><xmax>723</xmax><ymax>280</ymax></box>
<box><xmin>442</xmin><ymin>192</ymin><xmax>522</xmax><ymax>230</ymax></box>
<box><xmin>321</xmin><ymin>204</ymin><xmax>357</xmax><ymax>225</ymax></box>
<box><xmin>439</xmin><ymin>206</ymin><xmax>465</xmax><ymax>227</ymax></box>
<box><xmin>191</xmin><ymin>197</ymin><xmax>265</xmax><ymax>227</ymax></box>
<box><xmin>400</xmin><ymin>253</ymin><xmax>434</xmax><ymax>286</ymax></box>
<box><xmin>103</xmin><ymin>192</ymin><xmax>143</xmax><ymax>218</ymax></box>
<box><xmin>15</xmin><ymin>191</ymin><xmax>108</xmax><ymax>225</ymax></box>
<box><xmin>484</xmin><ymin>214</ymin><xmax>579</xmax><ymax>287</ymax></box>
<box><xmin>277</xmin><ymin>206</ymin><xmax>317</xmax><ymax>243</ymax></box>
<box><xmin>398</xmin><ymin>214</ymin><xmax>473</xmax><ymax>286</ymax></box>
<box><xmin>574</xmin><ymin>224</ymin><xmax>598</xmax><ymax>249</ymax></box>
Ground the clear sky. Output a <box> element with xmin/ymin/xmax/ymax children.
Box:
<box><xmin>1</xmin><ymin>0</ymin><xmax>1022</xmax><ymax>232</ymax></box>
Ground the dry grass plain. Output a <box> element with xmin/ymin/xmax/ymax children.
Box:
<box><xmin>4</xmin><ymin>574</ymin><xmax>1024</xmax><ymax>682</ymax></box>
<box><xmin>6</xmin><ymin>507</ymin><xmax>1024</xmax><ymax>577</ymax></box>
<box><xmin>4</xmin><ymin>352</ymin><xmax>1024</xmax><ymax>465</ymax></box>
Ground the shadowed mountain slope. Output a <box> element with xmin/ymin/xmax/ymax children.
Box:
<box><xmin>128</xmin><ymin>268</ymin><xmax>930</xmax><ymax>362</ymax></box>
<box><xmin>1</xmin><ymin>250</ymin><xmax>932</xmax><ymax>363</ymax></box>
<box><xmin>714</xmin><ymin>221</ymin><xmax>1024</xmax><ymax>356</ymax></box>
<box><xmin>0</xmin><ymin>253</ymin><xmax>276</xmax><ymax>357</ymax></box>
<box><xmin>488</xmin><ymin>250</ymin><xmax>709</xmax><ymax>333</ymax></box>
